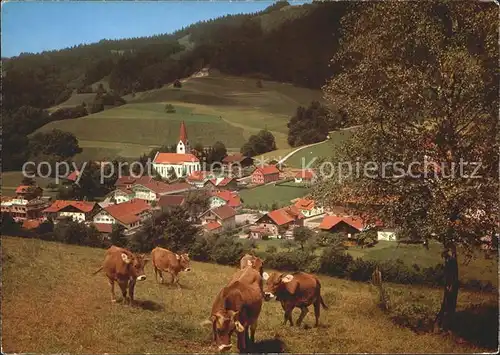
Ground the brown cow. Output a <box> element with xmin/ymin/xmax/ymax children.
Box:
<box><xmin>239</xmin><ymin>254</ymin><xmax>264</xmax><ymax>291</ymax></box>
<box><xmin>262</xmin><ymin>271</ymin><xmax>327</xmax><ymax>327</ymax></box>
<box><xmin>93</xmin><ymin>245</ymin><xmax>148</xmax><ymax>304</ymax></box>
<box><xmin>209</xmin><ymin>267</ymin><xmax>263</xmax><ymax>352</ymax></box>
<box><xmin>151</xmin><ymin>247</ymin><xmax>191</xmax><ymax>287</ymax></box>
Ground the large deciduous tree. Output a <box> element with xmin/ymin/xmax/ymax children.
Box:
<box><xmin>314</xmin><ymin>1</ymin><xmax>498</xmax><ymax>332</ymax></box>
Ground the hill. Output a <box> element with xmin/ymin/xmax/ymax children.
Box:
<box><xmin>2</xmin><ymin>237</ymin><xmax>497</xmax><ymax>353</ymax></box>
<box><xmin>34</xmin><ymin>74</ymin><xmax>323</xmax><ymax>161</ymax></box>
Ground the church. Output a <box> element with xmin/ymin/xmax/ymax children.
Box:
<box><xmin>152</xmin><ymin>121</ymin><xmax>201</xmax><ymax>178</ymax></box>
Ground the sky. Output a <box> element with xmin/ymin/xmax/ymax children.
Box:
<box><xmin>1</xmin><ymin>1</ymin><xmax>310</xmax><ymax>58</ymax></box>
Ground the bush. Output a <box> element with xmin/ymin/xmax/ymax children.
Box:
<box><xmin>347</xmin><ymin>258</ymin><xmax>377</xmax><ymax>282</ymax></box>
<box><xmin>50</xmin><ymin>105</ymin><xmax>88</xmax><ymax>121</ymax></box>
<box><xmin>173</xmin><ymin>79</ymin><xmax>182</xmax><ymax>88</ymax></box>
<box><xmin>319</xmin><ymin>246</ymin><xmax>354</xmax><ymax>277</ymax></box>
<box><xmin>266</xmin><ymin>245</ymin><xmax>278</xmax><ymax>254</ymax></box>
<box><xmin>265</xmin><ymin>250</ymin><xmax>317</xmax><ymax>272</ymax></box>
<box><xmin>208</xmin><ymin>234</ymin><xmax>244</xmax><ymax>266</ymax></box>
<box><xmin>165</xmin><ymin>104</ymin><xmax>176</xmax><ymax>113</ymax></box>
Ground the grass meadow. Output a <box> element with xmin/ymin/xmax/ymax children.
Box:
<box><xmin>239</xmin><ymin>184</ymin><xmax>310</xmax><ymax>208</ymax></box>
<box><xmin>2</xmin><ymin>236</ymin><xmax>497</xmax><ymax>353</ymax></box>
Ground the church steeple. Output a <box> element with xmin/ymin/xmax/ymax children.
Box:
<box><xmin>177</xmin><ymin>121</ymin><xmax>190</xmax><ymax>154</ymax></box>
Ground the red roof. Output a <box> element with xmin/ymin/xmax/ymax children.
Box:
<box><xmin>204</xmin><ymin>205</ymin><xmax>237</xmax><ymax>221</ymax></box>
<box><xmin>158</xmin><ymin>195</ymin><xmax>185</xmax><ymax>208</ymax></box>
<box><xmin>210</xmin><ymin>177</ymin><xmax>234</xmax><ymax>187</ymax></box>
<box><xmin>295</xmin><ymin>169</ymin><xmax>315</xmax><ymax>180</ymax></box>
<box><xmin>179</xmin><ymin>121</ymin><xmax>188</xmax><ymax>144</ymax></box>
<box><xmin>66</xmin><ymin>170</ymin><xmax>80</xmax><ymax>182</ymax></box>
<box><xmin>266</xmin><ymin>206</ymin><xmax>304</xmax><ymax>226</ymax></box>
<box><xmin>294</xmin><ymin>198</ymin><xmax>316</xmax><ymax>211</ymax></box>
<box><xmin>139</xmin><ymin>181</ymin><xmax>191</xmax><ymax>195</ymax></box>
<box><xmin>104</xmin><ymin>198</ymin><xmax>151</xmax><ymax>225</ymax></box>
<box><xmin>254</xmin><ymin>165</ymin><xmax>280</xmax><ymax>176</ymax></box>
<box><xmin>94</xmin><ymin>223</ymin><xmax>113</xmax><ymax>233</ymax></box>
<box><xmin>205</xmin><ymin>221</ymin><xmax>222</xmax><ymax>231</ymax></box>
<box><xmin>43</xmin><ymin>200</ymin><xmax>96</xmax><ymax>213</ymax></box>
<box><xmin>222</xmin><ymin>154</ymin><xmax>251</xmax><ymax>164</ymax></box>
<box><xmin>213</xmin><ymin>190</ymin><xmax>241</xmax><ymax>208</ymax></box>
<box><xmin>115</xmin><ymin>176</ymin><xmax>141</xmax><ymax>186</ymax></box>
<box><xmin>16</xmin><ymin>185</ymin><xmax>35</xmax><ymax>194</ymax></box>
<box><xmin>22</xmin><ymin>219</ymin><xmax>41</xmax><ymax>230</ymax></box>
<box><xmin>153</xmin><ymin>153</ymin><xmax>199</xmax><ymax>164</ymax></box>
<box><xmin>319</xmin><ymin>215</ymin><xmax>364</xmax><ymax>231</ymax></box>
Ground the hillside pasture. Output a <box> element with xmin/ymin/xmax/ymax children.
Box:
<box><xmin>2</xmin><ymin>237</ymin><xmax>497</xmax><ymax>353</ymax></box>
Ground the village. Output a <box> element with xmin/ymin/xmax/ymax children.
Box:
<box><xmin>1</xmin><ymin>121</ymin><xmax>398</xmax><ymax>247</ymax></box>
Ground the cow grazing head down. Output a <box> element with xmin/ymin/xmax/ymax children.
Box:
<box><xmin>262</xmin><ymin>272</ymin><xmax>294</xmax><ymax>300</ymax></box>
<box><xmin>176</xmin><ymin>253</ymin><xmax>191</xmax><ymax>272</ymax></box>
<box><xmin>211</xmin><ymin>310</ymin><xmax>244</xmax><ymax>352</ymax></box>
<box><xmin>121</xmin><ymin>253</ymin><xmax>148</xmax><ymax>281</ymax></box>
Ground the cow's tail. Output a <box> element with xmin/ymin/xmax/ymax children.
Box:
<box><xmin>92</xmin><ymin>266</ymin><xmax>103</xmax><ymax>275</ymax></box>
<box><xmin>320</xmin><ymin>295</ymin><xmax>328</xmax><ymax>309</ymax></box>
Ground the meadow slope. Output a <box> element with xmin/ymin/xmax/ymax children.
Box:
<box><xmin>38</xmin><ymin>74</ymin><xmax>324</xmax><ymax>162</ymax></box>
<box><xmin>2</xmin><ymin>237</ymin><xmax>497</xmax><ymax>353</ymax></box>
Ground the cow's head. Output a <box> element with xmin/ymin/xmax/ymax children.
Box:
<box><xmin>121</xmin><ymin>252</ymin><xmax>148</xmax><ymax>281</ymax></box>
<box><xmin>176</xmin><ymin>253</ymin><xmax>191</xmax><ymax>272</ymax></box>
<box><xmin>262</xmin><ymin>272</ymin><xmax>294</xmax><ymax>300</ymax></box>
<box><xmin>210</xmin><ymin>310</ymin><xmax>244</xmax><ymax>352</ymax></box>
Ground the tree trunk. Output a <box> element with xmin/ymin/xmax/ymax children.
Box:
<box><xmin>434</xmin><ymin>245</ymin><xmax>459</xmax><ymax>333</ymax></box>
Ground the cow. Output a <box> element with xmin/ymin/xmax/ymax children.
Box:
<box><xmin>262</xmin><ymin>271</ymin><xmax>328</xmax><ymax>327</ymax></box>
<box><xmin>151</xmin><ymin>247</ymin><xmax>191</xmax><ymax>287</ymax></box>
<box><xmin>93</xmin><ymin>245</ymin><xmax>148</xmax><ymax>304</ymax></box>
<box><xmin>208</xmin><ymin>267</ymin><xmax>263</xmax><ymax>353</ymax></box>
<box><xmin>239</xmin><ymin>254</ymin><xmax>264</xmax><ymax>292</ymax></box>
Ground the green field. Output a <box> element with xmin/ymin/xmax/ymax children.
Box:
<box><xmin>39</xmin><ymin>74</ymin><xmax>323</xmax><ymax>161</ymax></box>
<box><xmin>239</xmin><ymin>184</ymin><xmax>310</xmax><ymax>208</ymax></box>
<box><xmin>3</xmin><ymin>237</ymin><xmax>497</xmax><ymax>353</ymax></box>
<box><xmin>1</xmin><ymin>171</ymin><xmax>58</xmax><ymax>198</ymax></box>
<box><xmin>285</xmin><ymin>130</ymin><xmax>354</xmax><ymax>168</ymax></box>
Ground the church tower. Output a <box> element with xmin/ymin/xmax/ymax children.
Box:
<box><xmin>176</xmin><ymin>121</ymin><xmax>190</xmax><ymax>154</ymax></box>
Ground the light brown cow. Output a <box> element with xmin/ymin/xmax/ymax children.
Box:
<box><xmin>93</xmin><ymin>245</ymin><xmax>148</xmax><ymax>304</ymax></box>
<box><xmin>238</xmin><ymin>254</ymin><xmax>264</xmax><ymax>291</ymax></box>
<box><xmin>263</xmin><ymin>271</ymin><xmax>328</xmax><ymax>327</ymax></box>
<box><xmin>151</xmin><ymin>247</ymin><xmax>191</xmax><ymax>287</ymax></box>
<box><xmin>209</xmin><ymin>267</ymin><xmax>263</xmax><ymax>352</ymax></box>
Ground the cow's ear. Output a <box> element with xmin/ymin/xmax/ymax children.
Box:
<box><xmin>247</xmin><ymin>259</ymin><xmax>253</xmax><ymax>266</ymax></box>
<box><xmin>121</xmin><ymin>253</ymin><xmax>132</xmax><ymax>264</ymax></box>
<box><xmin>175</xmin><ymin>254</ymin><xmax>180</xmax><ymax>260</ymax></box>
<box><xmin>281</xmin><ymin>274</ymin><xmax>294</xmax><ymax>283</ymax></box>
<box><xmin>214</xmin><ymin>312</ymin><xmax>225</xmax><ymax>328</ymax></box>
<box><xmin>262</xmin><ymin>272</ymin><xmax>270</xmax><ymax>281</ymax></box>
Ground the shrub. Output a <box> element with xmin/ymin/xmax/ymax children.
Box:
<box><xmin>347</xmin><ymin>258</ymin><xmax>377</xmax><ymax>281</ymax></box>
<box><xmin>319</xmin><ymin>246</ymin><xmax>354</xmax><ymax>277</ymax></box>
<box><xmin>165</xmin><ymin>104</ymin><xmax>176</xmax><ymax>113</ymax></box>
<box><xmin>209</xmin><ymin>234</ymin><xmax>244</xmax><ymax>266</ymax></box>
<box><xmin>265</xmin><ymin>250</ymin><xmax>317</xmax><ymax>272</ymax></box>
<box><xmin>266</xmin><ymin>245</ymin><xmax>278</xmax><ymax>254</ymax></box>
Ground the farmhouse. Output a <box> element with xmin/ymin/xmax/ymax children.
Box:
<box><xmin>2</xmin><ymin>197</ymin><xmax>50</xmax><ymax>222</ymax></box>
<box><xmin>207</xmin><ymin>177</ymin><xmax>238</xmax><ymax>191</ymax></box>
<box><xmin>15</xmin><ymin>185</ymin><xmax>43</xmax><ymax>200</ymax></box>
<box><xmin>187</xmin><ymin>170</ymin><xmax>214</xmax><ymax>188</ymax></box>
<box><xmin>253</xmin><ymin>205</ymin><xmax>305</xmax><ymax>238</ymax></box>
<box><xmin>318</xmin><ymin>215</ymin><xmax>364</xmax><ymax>239</ymax></box>
<box><xmin>294</xmin><ymin>169</ymin><xmax>317</xmax><ymax>184</ymax></box>
<box><xmin>200</xmin><ymin>205</ymin><xmax>237</xmax><ymax>232</ymax></box>
<box><xmin>43</xmin><ymin>200</ymin><xmax>98</xmax><ymax>223</ymax></box>
<box><xmin>131</xmin><ymin>181</ymin><xmax>192</xmax><ymax>204</ymax></box>
<box><xmin>158</xmin><ymin>194</ymin><xmax>186</xmax><ymax>213</ymax></box>
<box><xmin>293</xmin><ymin>198</ymin><xmax>324</xmax><ymax>218</ymax></box>
<box><xmin>152</xmin><ymin>122</ymin><xmax>201</xmax><ymax>178</ymax></box>
<box><xmin>102</xmin><ymin>188</ymin><xmax>134</xmax><ymax>205</ymax></box>
<box><xmin>251</xmin><ymin>165</ymin><xmax>280</xmax><ymax>185</ymax></box>
<box><xmin>93</xmin><ymin>198</ymin><xmax>152</xmax><ymax>235</ymax></box>
<box><xmin>209</xmin><ymin>190</ymin><xmax>242</xmax><ymax>210</ymax></box>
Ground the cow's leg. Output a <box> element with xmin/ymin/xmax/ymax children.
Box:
<box><xmin>283</xmin><ymin>303</ymin><xmax>294</xmax><ymax>326</ymax></box>
<box><xmin>296</xmin><ymin>306</ymin><xmax>309</xmax><ymax>326</ymax></box>
<box><xmin>158</xmin><ymin>270</ymin><xmax>164</xmax><ymax>284</ymax></box>
<box><xmin>118</xmin><ymin>279</ymin><xmax>128</xmax><ymax>304</ymax></box>
<box><xmin>109</xmin><ymin>278</ymin><xmax>117</xmax><ymax>303</ymax></box>
<box><xmin>313</xmin><ymin>297</ymin><xmax>321</xmax><ymax>327</ymax></box>
<box><xmin>128</xmin><ymin>279</ymin><xmax>136</xmax><ymax>305</ymax></box>
<box><xmin>154</xmin><ymin>266</ymin><xmax>159</xmax><ymax>283</ymax></box>
<box><xmin>237</xmin><ymin>329</ymin><xmax>247</xmax><ymax>353</ymax></box>
<box><xmin>250</xmin><ymin>321</ymin><xmax>257</xmax><ymax>343</ymax></box>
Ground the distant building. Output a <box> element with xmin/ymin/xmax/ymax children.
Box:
<box><xmin>158</xmin><ymin>194</ymin><xmax>186</xmax><ymax>213</ymax></box>
<box><xmin>200</xmin><ymin>205</ymin><xmax>237</xmax><ymax>232</ymax></box>
<box><xmin>92</xmin><ymin>198</ymin><xmax>152</xmax><ymax>235</ymax></box>
<box><xmin>2</xmin><ymin>196</ymin><xmax>50</xmax><ymax>222</ymax></box>
<box><xmin>152</xmin><ymin>122</ymin><xmax>201</xmax><ymax>178</ymax></box>
<box><xmin>15</xmin><ymin>185</ymin><xmax>43</xmax><ymax>200</ymax></box>
<box><xmin>318</xmin><ymin>215</ymin><xmax>365</xmax><ymax>239</ymax></box>
<box><xmin>251</xmin><ymin>165</ymin><xmax>280</xmax><ymax>185</ymax></box>
<box><xmin>222</xmin><ymin>153</ymin><xmax>254</xmax><ymax>168</ymax></box>
<box><xmin>43</xmin><ymin>200</ymin><xmax>98</xmax><ymax>223</ymax></box>
<box><xmin>294</xmin><ymin>169</ymin><xmax>317</xmax><ymax>184</ymax></box>
<box><xmin>187</xmin><ymin>170</ymin><xmax>214</xmax><ymax>188</ymax></box>
<box><xmin>206</xmin><ymin>177</ymin><xmax>238</xmax><ymax>191</ymax></box>
<box><xmin>209</xmin><ymin>190</ymin><xmax>242</xmax><ymax>210</ymax></box>
<box><xmin>253</xmin><ymin>206</ymin><xmax>305</xmax><ymax>239</ymax></box>
<box><xmin>293</xmin><ymin>198</ymin><xmax>324</xmax><ymax>218</ymax></box>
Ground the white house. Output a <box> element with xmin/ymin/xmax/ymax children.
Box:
<box><xmin>377</xmin><ymin>229</ymin><xmax>397</xmax><ymax>241</ymax></box>
<box><xmin>152</xmin><ymin>121</ymin><xmax>201</xmax><ymax>178</ymax></box>
<box><xmin>42</xmin><ymin>200</ymin><xmax>97</xmax><ymax>223</ymax></box>
<box><xmin>92</xmin><ymin>198</ymin><xmax>152</xmax><ymax>235</ymax></box>
<box><xmin>293</xmin><ymin>198</ymin><xmax>324</xmax><ymax>218</ymax></box>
